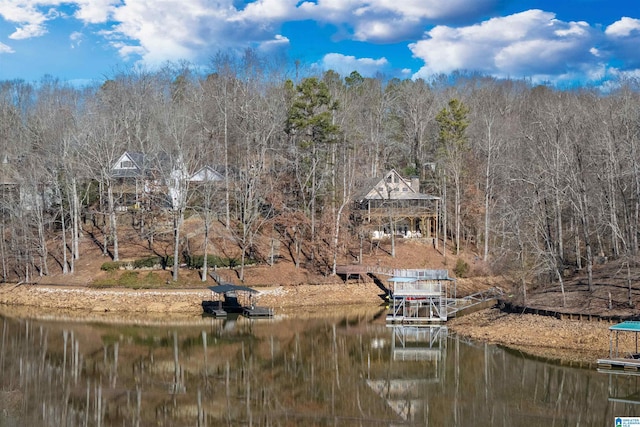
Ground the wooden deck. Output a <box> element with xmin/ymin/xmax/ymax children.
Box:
<box><xmin>206</xmin><ymin>308</ymin><xmax>228</xmax><ymax>318</ymax></box>
<box><xmin>243</xmin><ymin>306</ymin><xmax>274</xmax><ymax>318</ymax></box>
<box><xmin>203</xmin><ymin>303</ymin><xmax>274</xmax><ymax>319</ymax></box>
<box><xmin>386</xmin><ymin>314</ymin><xmax>443</xmax><ymax>324</ymax></box>
<box><xmin>201</xmin><ymin>301</ymin><xmax>228</xmax><ymax>317</ymax></box>
<box><xmin>597</xmin><ymin>358</ymin><xmax>640</xmax><ymax>372</ymax></box>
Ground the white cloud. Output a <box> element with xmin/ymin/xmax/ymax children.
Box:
<box><xmin>605</xmin><ymin>17</ymin><xmax>640</xmax><ymax>37</ymax></box>
<box><xmin>0</xmin><ymin>41</ymin><xmax>14</xmax><ymax>53</ymax></box>
<box><xmin>73</xmin><ymin>0</ymin><xmax>118</xmax><ymax>24</ymax></box>
<box><xmin>108</xmin><ymin>0</ymin><xmax>233</xmax><ymax>65</ymax></box>
<box><xmin>603</xmin><ymin>17</ymin><xmax>640</xmax><ymax>69</ymax></box>
<box><xmin>0</xmin><ymin>1</ymin><xmax>55</xmax><ymax>39</ymax></box>
<box><xmin>320</xmin><ymin>52</ymin><xmax>388</xmax><ymax>77</ymax></box>
<box><xmin>410</xmin><ymin>10</ymin><xmax>602</xmax><ymax>82</ymax></box>
<box><xmin>109</xmin><ymin>42</ymin><xmax>145</xmax><ymax>60</ymax></box>
<box><xmin>70</xmin><ymin>30</ymin><xmax>82</xmax><ymax>48</ymax></box>
<box><xmin>0</xmin><ymin>2</ymin><xmax>51</xmax><ymax>23</ymax></box>
<box><xmin>554</xmin><ymin>21</ymin><xmax>589</xmax><ymax>37</ymax></box>
<box><xmin>294</xmin><ymin>0</ymin><xmax>500</xmax><ymax>43</ymax></box>
<box><xmin>0</xmin><ymin>0</ymin><xmax>115</xmax><ymax>41</ymax></box>
<box><xmin>258</xmin><ymin>34</ymin><xmax>290</xmax><ymax>52</ymax></box>
<box><xmin>297</xmin><ymin>0</ymin><xmax>498</xmax><ymax>22</ymax></box>
<box><xmin>353</xmin><ymin>20</ymin><xmax>396</xmax><ymax>41</ymax></box>
<box><xmin>359</xmin><ymin>0</ymin><xmax>498</xmax><ymax>21</ymax></box>
<box><xmin>232</xmin><ymin>0</ymin><xmax>300</xmax><ymax>21</ymax></box>
<box><xmin>9</xmin><ymin>22</ymin><xmax>47</xmax><ymax>39</ymax></box>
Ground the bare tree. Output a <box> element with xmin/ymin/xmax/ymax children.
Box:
<box><xmin>468</xmin><ymin>81</ymin><xmax>513</xmax><ymax>261</ymax></box>
<box><xmin>155</xmin><ymin>67</ymin><xmax>201</xmax><ymax>282</ymax></box>
<box><xmin>77</xmin><ymin>98</ymin><xmax>125</xmax><ymax>261</ymax></box>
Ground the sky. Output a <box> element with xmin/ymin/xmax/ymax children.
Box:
<box><xmin>0</xmin><ymin>0</ymin><xmax>639</xmax><ymax>87</ymax></box>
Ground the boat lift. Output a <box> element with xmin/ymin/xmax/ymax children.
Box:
<box><xmin>386</xmin><ymin>269</ymin><xmax>454</xmax><ymax>323</ymax></box>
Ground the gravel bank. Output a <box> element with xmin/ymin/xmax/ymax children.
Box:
<box><xmin>0</xmin><ymin>282</ymin><xmax>386</xmax><ymax>314</ymax></box>
<box><xmin>447</xmin><ymin>308</ymin><xmax>621</xmax><ymax>365</ymax></box>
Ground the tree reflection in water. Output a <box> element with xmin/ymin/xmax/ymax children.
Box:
<box><xmin>0</xmin><ymin>308</ymin><xmax>639</xmax><ymax>426</ymax></box>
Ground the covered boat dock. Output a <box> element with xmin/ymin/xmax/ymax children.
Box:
<box><xmin>597</xmin><ymin>321</ymin><xmax>640</xmax><ymax>372</ymax></box>
<box><xmin>386</xmin><ymin>269</ymin><xmax>455</xmax><ymax>323</ymax></box>
<box><xmin>202</xmin><ymin>283</ymin><xmax>273</xmax><ymax>318</ymax></box>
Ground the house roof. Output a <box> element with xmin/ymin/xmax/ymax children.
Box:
<box><xmin>189</xmin><ymin>165</ymin><xmax>224</xmax><ymax>182</ymax></box>
<box><xmin>111</xmin><ymin>151</ymin><xmax>154</xmax><ymax>179</ymax></box>
<box><xmin>354</xmin><ymin>169</ymin><xmax>439</xmax><ymax>202</ymax></box>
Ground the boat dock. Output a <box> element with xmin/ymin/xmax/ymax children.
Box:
<box><xmin>203</xmin><ymin>271</ymin><xmax>274</xmax><ymax>319</ymax></box>
<box><xmin>385</xmin><ymin>270</ymin><xmax>453</xmax><ymax>323</ymax></box>
<box><xmin>597</xmin><ymin>358</ymin><xmax>640</xmax><ymax>372</ymax></box>
<box><xmin>337</xmin><ymin>265</ymin><xmax>501</xmax><ymax>323</ymax></box>
<box><xmin>597</xmin><ymin>321</ymin><xmax>640</xmax><ymax>373</ymax></box>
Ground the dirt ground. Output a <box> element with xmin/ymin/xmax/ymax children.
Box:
<box><xmin>512</xmin><ymin>261</ymin><xmax>640</xmax><ymax>318</ymax></box>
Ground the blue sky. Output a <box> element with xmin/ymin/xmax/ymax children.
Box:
<box><xmin>0</xmin><ymin>0</ymin><xmax>638</xmax><ymax>87</ymax></box>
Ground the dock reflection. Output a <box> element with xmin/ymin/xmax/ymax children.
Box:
<box><xmin>367</xmin><ymin>325</ymin><xmax>447</xmax><ymax>421</ymax></box>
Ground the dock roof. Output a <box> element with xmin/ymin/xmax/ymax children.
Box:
<box><xmin>208</xmin><ymin>284</ymin><xmax>259</xmax><ymax>294</ymax></box>
<box><xmin>609</xmin><ymin>321</ymin><xmax>640</xmax><ymax>332</ymax></box>
<box><xmin>389</xmin><ymin>277</ymin><xmax>418</xmax><ymax>283</ymax></box>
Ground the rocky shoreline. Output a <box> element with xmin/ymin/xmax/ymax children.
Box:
<box><xmin>0</xmin><ymin>282</ymin><xmax>385</xmax><ymax>313</ymax></box>
<box><xmin>447</xmin><ymin>308</ymin><xmax>619</xmax><ymax>366</ymax></box>
<box><xmin>0</xmin><ymin>282</ymin><xmax>624</xmax><ymax>365</ymax></box>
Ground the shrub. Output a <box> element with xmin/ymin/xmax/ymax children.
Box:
<box><xmin>100</xmin><ymin>261</ymin><xmax>122</xmax><ymax>271</ymax></box>
<box><xmin>185</xmin><ymin>254</ymin><xmax>247</xmax><ymax>269</ymax></box>
<box><xmin>133</xmin><ymin>256</ymin><xmax>163</xmax><ymax>269</ymax></box>
<box><xmin>164</xmin><ymin>256</ymin><xmax>174</xmax><ymax>269</ymax></box>
<box><xmin>454</xmin><ymin>258</ymin><xmax>470</xmax><ymax>278</ymax></box>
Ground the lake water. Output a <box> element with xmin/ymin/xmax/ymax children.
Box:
<box><xmin>0</xmin><ymin>306</ymin><xmax>638</xmax><ymax>426</ymax></box>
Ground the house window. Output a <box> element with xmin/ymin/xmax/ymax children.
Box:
<box><xmin>120</xmin><ymin>160</ymin><xmax>134</xmax><ymax>169</ymax></box>
<box><xmin>402</xmin><ymin>187</ymin><xmax>408</xmax><ymax>192</ymax></box>
<box><xmin>386</xmin><ymin>175</ymin><xmax>394</xmax><ymax>183</ymax></box>
<box><xmin>378</xmin><ymin>187</ymin><xmax>384</xmax><ymax>192</ymax></box>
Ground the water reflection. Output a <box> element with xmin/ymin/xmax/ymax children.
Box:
<box><xmin>0</xmin><ymin>307</ymin><xmax>638</xmax><ymax>426</ymax></box>
<box><xmin>367</xmin><ymin>326</ymin><xmax>447</xmax><ymax>421</ymax></box>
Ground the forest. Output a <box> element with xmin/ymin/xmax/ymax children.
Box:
<box><xmin>1</xmin><ymin>51</ymin><xmax>640</xmax><ymax>302</ymax></box>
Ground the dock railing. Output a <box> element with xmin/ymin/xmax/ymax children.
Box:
<box><xmin>393</xmin><ymin>281</ymin><xmax>442</xmax><ymax>296</ymax></box>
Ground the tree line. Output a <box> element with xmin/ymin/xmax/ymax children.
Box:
<box><xmin>1</xmin><ymin>52</ymin><xmax>640</xmax><ymax>301</ymax></box>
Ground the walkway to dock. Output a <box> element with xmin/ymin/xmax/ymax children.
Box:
<box><xmin>336</xmin><ymin>265</ymin><xmax>434</xmax><ymax>281</ymax></box>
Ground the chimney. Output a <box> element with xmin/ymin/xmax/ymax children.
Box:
<box><xmin>410</xmin><ymin>176</ymin><xmax>420</xmax><ymax>192</ymax></box>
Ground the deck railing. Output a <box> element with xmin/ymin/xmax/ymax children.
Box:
<box><xmin>393</xmin><ymin>281</ymin><xmax>442</xmax><ymax>295</ymax></box>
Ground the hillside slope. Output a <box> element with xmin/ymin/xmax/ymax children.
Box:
<box><xmin>34</xmin><ymin>215</ymin><xmax>493</xmax><ymax>296</ymax></box>
<box><xmin>19</xmin><ymin>215</ymin><xmax>640</xmax><ymax>318</ymax></box>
